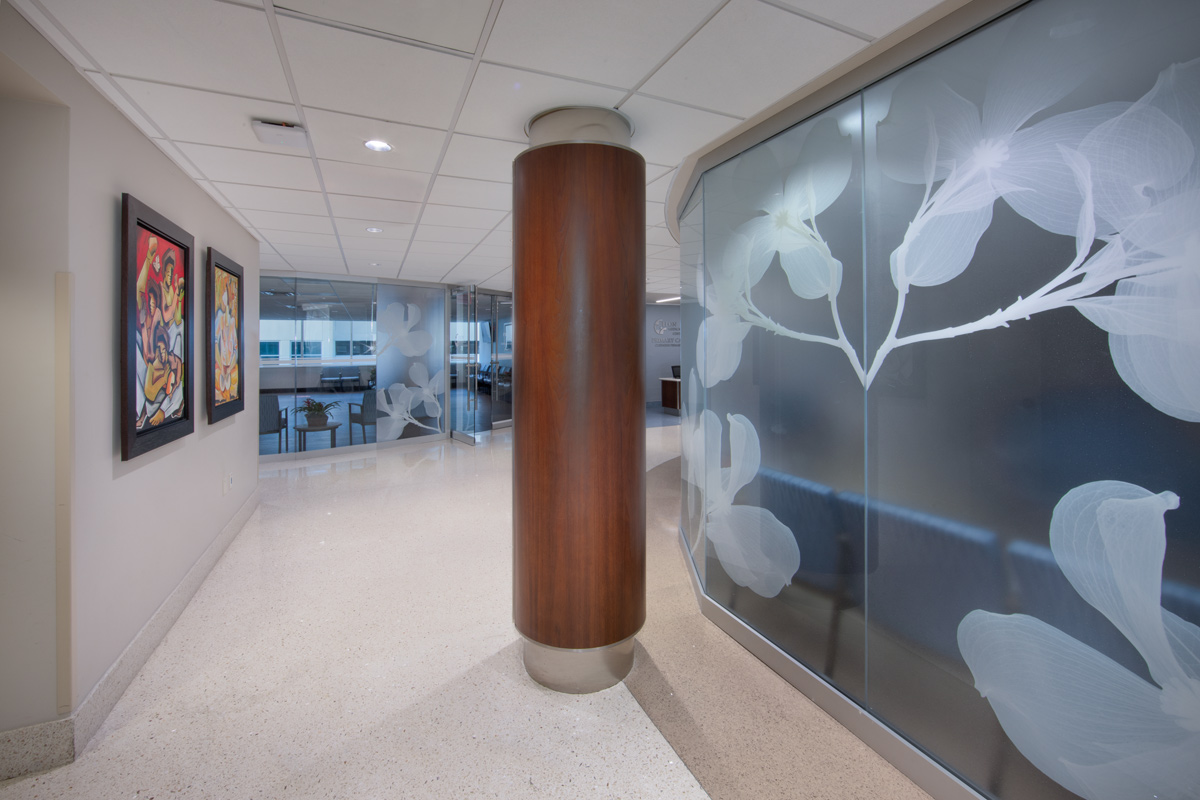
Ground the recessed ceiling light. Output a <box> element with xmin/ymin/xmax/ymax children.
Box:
<box><xmin>364</xmin><ymin>140</ymin><xmax>392</xmax><ymax>152</ymax></box>
<box><xmin>366</xmin><ymin>227</ymin><xmax>383</xmax><ymax>233</ymax></box>
<box><xmin>369</xmin><ymin>262</ymin><xmax>381</xmax><ymax>266</ymax></box>
<box><xmin>655</xmin><ymin>296</ymin><xmax>681</xmax><ymax>303</ymax></box>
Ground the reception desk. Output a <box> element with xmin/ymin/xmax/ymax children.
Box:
<box><xmin>661</xmin><ymin>377</ymin><xmax>681</xmax><ymax>414</ymax></box>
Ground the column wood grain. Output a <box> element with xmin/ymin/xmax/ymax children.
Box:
<box><xmin>513</xmin><ymin>142</ymin><xmax>646</xmax><ymax>650</ymax></box>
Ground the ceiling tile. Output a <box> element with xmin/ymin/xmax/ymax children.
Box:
<box><xmin>646</xmin><ymin>200</ymin><xmax>667</xmax><ymax>227</ymax></box>
<box><xmin>483</xmin><ymin>0</ymin><xmax>724</xmax><ymax>88</ymax></box>
<box><xmin>346</xmin><ymin>260</ymin><xmax>404</xmax><ymax>279</ymax></box>
<box><xmin>774</xmin><ymin>0</ymin><xmax>944</xmax><ymax>39</ymax></box>
<box><xmin>456</xmin><ymin>255</ymin><xmax>510</xmax><ymax>268</ymax></box>
<box><xmin>481</xmin><ymin>229</ymin><xmax>512</xmax><ymax>248</ymax></box>
<box><xmin>456</xmin><ymin>63</ymin><xmax>625</xmax><ymax>141</ymax></box>
<box><xmin>443</xmin><ymin>263</ymin><xmax>500</xmax><ymax>283</ymax></box>
<box><xmin>259</xmin><ymin>252</ymin><xmax>294</xmax><ymax>271</ymax></box>
<box><xmin>260</xmin><ymin>230</ymin><xmax>341</xmax><ymax>248</ymax></box>
<box><xmin>176</xmin><ymin>143</ymin><xmax>319</xmax><ymax>190</ymax></box>
<box><xmin>493</xmin><ymin>214</ymin><xmax>513</xmax><ymax>232</ymax></box>
<box><xmin>427</xmin><ymin>176</ymin><xmax>511</xmax><ymax>211</ymax></box>
<box><xmin>646</xmin><ymin>226</ymin><xmax>678</xmax><ymax>248</ymax></box>
<box><xmin>478</xmin><ymin>268</ymin><xmax>513</xmax><ymax>291</ymax></box>
<box><xmin>326</xmin><ymin>194</ymin><xmax>421</xmax><ymax>223</ymax></box>
<box><xmin>640</xmin><ymin>0</ymin><xmax>864</xmax><ymax>118</ymax></box>
<box><xmin>41</xmin><ymin>0</ymin><xmax>291</xmax><ymax>99</ymax></box>
<box><xmin>271</xmin><ymin>244</ymin><xmax>344</xmax><ymax>258</ymax></box>
<box><xmin>469</xmin><ymin>243</ymin><xmax>511</xmax><ymax>259</ymax></box>
<box><xmin>211</xmin><ymin>184</ymin><xmax>326</xmax><ymax>217</ymax></box>
<box><xmin>647</xmin><ymin>168</ymin><xmax>677</xmax><ymax>205</ymax></box>
<box><xmin>419</xmin><ymin>204</ymin><xmax>507</xmax><ymax>229</ymax></box>
<box><xmin>303</xmin><ymin>108</ymin><xmax>445</xmax><ymax>173</ymax></box>
<box><xmin>333</xmin><ymin>220</ymin><xmax>415</xmax><ymax>240</ymax></box>
<box><xmin>276</xmin><ymin>0</ymin><xmax>493</xmax><ymax>53</ymax></box>
<box><xmin>112</xmin><ymin>78</ymin><xmax>300</xmax><ymax>153</ymax></box>
<box><xmin>243</xmin><ymin>209</ymin><xmax>335</xmax><ymax>235</ymax></box>
<box><xmin>413</xmin><ymin>225</ymin><xmax>492</xmax><ymax>244</ymax></box>
<box><xmin>336</xmin><ymin>235</ymin><xmax>411</xmax><ymax>253</ymax></box>
<box><xmin>281</xmin><ymin>254</ymin><xmax>350</xmax><ymax>272</ymax></box>
<box><xmin>621</xmin><ymin>94</ymin><xmax>739</xmax><ymax>169</ymax></box>
<box><xmin>408</xmin><ymin>240</ymin><xmax>476</xmax><ymax>257</ymax></box>
<box><xmin>319</xmin><ymin>160</ymin><xmax>430</xmax><ymax>202</ymax></box>
<box><xmin>278</xmin><ymin>15</ymin><xmax>471</xmax><ymax>128</ymax></box>
<box><xmin>440</xmin><ymin>134</ymin><xmax>525</xmax><ymax>182</ymax></box>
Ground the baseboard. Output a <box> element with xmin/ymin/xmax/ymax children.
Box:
<box><xmin>0</xmin><ymin>488</ymin><xmax>260</xmax><ymax>781</ymax></box>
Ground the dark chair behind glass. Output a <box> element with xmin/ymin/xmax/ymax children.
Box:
<box><xmin>259</xmin><ymin>394</ymin><xmax>288</xmax><ymax>453</ymax></box>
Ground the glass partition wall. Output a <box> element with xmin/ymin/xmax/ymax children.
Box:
<box><xmin>259</xmin><ymin>275</ymin><xmax>448</xmax><ymax>457</ymax></box>
<box><xmin>682</xmin><ymin>1</ymin><xmax>1200</xmax><ymax>798</ymax></box>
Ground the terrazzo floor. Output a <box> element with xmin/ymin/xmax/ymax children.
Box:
<box><xmin>2</xmin><ymin>421</ymin><xmax>928</xmax><ymax>800</ymax></box>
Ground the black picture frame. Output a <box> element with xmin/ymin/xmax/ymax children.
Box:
<box><xmin>120</xmin><ymin>193</ymin><xmax>194</xmax><ymax>460</ymax></box>
<box><xmin>205</xmin><ymin>247</ymin><xmax>246</xmax><ymax>423</ymax></box>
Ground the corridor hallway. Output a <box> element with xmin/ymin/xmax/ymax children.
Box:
<box><xmin>1</xmin><ymin>426</ymin><xmax>928</xmax><ymax>799</ymax></box>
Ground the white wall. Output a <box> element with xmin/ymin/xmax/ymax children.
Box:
<box><xmin>0</xmin><ymin>60</ymin><xmax>69</xmax><ymax>731</ymax></box>
<box><xmin>0</xmin><ymin>2</ymin><xmax>259</xmax><ymax>729</ymax></box>
<box><xmin>644</xmin><ymin>304</ymin><xmax>681</xmax><ymax>404</ymax></box>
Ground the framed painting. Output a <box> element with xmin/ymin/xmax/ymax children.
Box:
<box><xmin>205</xmin><ymin>248</ymin><xmax>245</xmax><ymax>423</ymax></box>
<box><xmin>120</xmin><ymin>193</ymin><xmax>194</xmax><ymax>460</ymax></box>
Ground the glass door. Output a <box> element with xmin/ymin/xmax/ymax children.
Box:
<box><xmin>491</xmin><ymin>295</ymin><xmax>513</xmax><ymax>428</ymax></box>
<box><xmin>449</xmin><ymin>285</ymin><xmax>477</xmax><ymax>445</ymax></box>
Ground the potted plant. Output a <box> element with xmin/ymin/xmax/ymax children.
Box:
<box><xmin>299</xmin><ymin>397</ymin><xmax>340</xmax><ymax>427</ymax></box>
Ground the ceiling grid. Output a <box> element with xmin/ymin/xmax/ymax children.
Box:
<box><xmin>11</xmin><ymin>0</ymin><xmax>950</xmax><ymax>300</ymax></box>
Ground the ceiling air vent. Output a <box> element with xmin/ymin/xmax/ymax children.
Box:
<box><xmin>251</xmin><ymin>119</ymin><xmax>308</xmax><ymax>148</ymax></box>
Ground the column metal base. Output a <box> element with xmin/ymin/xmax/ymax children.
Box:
<box><xmin>522</xmin><ymin>635</ymin><xmax>636</xmax><ymax>694</ymax></box>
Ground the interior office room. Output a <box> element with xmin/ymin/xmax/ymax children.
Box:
<box><xmin>2</xmin><ymin>1</ymin><xmax>1197</xmax><ymax>799</ymax></box>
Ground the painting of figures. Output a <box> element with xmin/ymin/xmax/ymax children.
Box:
<box><xmin>206</xmin><ymin>248</ymin><xmax>245</xmax><ymax>423</ymax></box>
<box><xmin>121</xmin><ymin>194</ymin><xmax>194</xmax><ymax>460</ymax></box>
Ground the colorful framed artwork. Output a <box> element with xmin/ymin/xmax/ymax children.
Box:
<box><xmin>205</xmin><ymin>248</ymin><xmax>245</xmax><ymax>423</ymax></box>
<box><xmin>120</xmin><ymin>193</ymin><xmax>194</xmax><ymax>460</ymax></box>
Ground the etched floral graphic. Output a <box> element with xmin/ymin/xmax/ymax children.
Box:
<box><xmin>698</xmin><ymin>47</ymin><xmax>1200</xmax><ymax>421</ymax></box>
<box><xmin>376</xmin><ymin>363</ymin><xmax>444</xmax><ymax>441</ymax></box>
<box><xmin>957</xmin><ymin>481</ymin><xmax>1200</xmax><ymax>800</ymax></box>
<box><xmin>683</xmin><ymin>401</ymin><xmax>799</xmax><ymax>597</ymax></box>
<box><xmin>375</xmin><ymin>302</ymin><xmax>433</xmax><ymax>359</ymax></box>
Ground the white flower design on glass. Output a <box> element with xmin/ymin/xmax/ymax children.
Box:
<box><xmin>376</xmin><ymin>302</ymin><xmax>433</xmax><ymax>359</ymax></box>
<box><xmin>685</xmin><ymin>407</ymin><xmax>800</xmax><ymax>598</ymax></box>
<box><xmin>375</xmin><ymin>362</ymin><xmax>444</xmax><ymax>441</ymax></box>
<box><xmin>957</xmin><ymin>481</ymin><xmax>1200</xmax><ymax>800</ymax></box>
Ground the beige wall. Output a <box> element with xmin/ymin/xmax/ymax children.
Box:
<box><xmin>0</xmin><ymin>1</ymin><xmax>260</xmax><ymax>730</ymax></box>
<box><xmin>0</xmin><ymin>70</ymin><xmax>69</xmax><ymax>731</ymax></box>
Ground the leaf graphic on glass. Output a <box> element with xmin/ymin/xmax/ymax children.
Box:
<box><xmin>376</xmin><ymin>379</ymin><xmax>441</xmax><ymax>441</ymax></box>
<box><xmin>957</xmin><ymin>481</ymin><xmax>1200</xmax><ymax>800</ymax></box>
<box><xmin>407</xmin><ymin>362</ymin><xmax>446</xmax><ymax>431</ymax></box>
<box><xmin>375</xmin><ymin>302</ymin><xmax>433</xmax><ymax>359</ymax></box>
<box><xmin>684</xmin><ymin>409</ymin><xmax>800</xmax><ymax>597</ymax></box>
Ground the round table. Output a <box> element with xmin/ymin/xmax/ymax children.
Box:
<box><xmin>294</xmin><ymin>421</ymin><xmax>342</xmax><ymax>451</ymax></box>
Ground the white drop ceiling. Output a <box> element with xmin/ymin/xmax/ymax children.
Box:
<box><xmin>12</xmin><ymin>0</ymin><xmax>945</xmax><ymax>299</ymax></box>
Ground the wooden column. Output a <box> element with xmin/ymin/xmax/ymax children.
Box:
<box><xmin>512</xmin><ymin>108</ymin><xmax>645</xmax><ymax>692</ymax></box>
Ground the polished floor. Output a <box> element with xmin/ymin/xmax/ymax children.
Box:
<box><xmin>2</xmin><ymin>422</ymin><xmax>926</xmax><ymax>800</ymax></box>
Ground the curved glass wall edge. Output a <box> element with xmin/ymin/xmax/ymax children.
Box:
<box><xmin>679</xmin><ymin>1</ymin><xmax>1200</xmax><ymax>799</ymax></box>
<box><xmin>258</xmin><ymin>273</ymin><xmax>453</xmax><ymax>462</ymax></box>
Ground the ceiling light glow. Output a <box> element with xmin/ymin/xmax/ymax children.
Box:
<box><xmin>364</xmin><ymin>140</ymin><xmax>392</xmax><ymax>152</ymax></box>
<box><xmin>366</xmin><ymin>227</ymin><xmax>383</xmax><ymax>233</ymax></box>
<box><xmin>655</xmin><ymin>296</ymin><xmax>681</xmax><ymax>303</ymax></box>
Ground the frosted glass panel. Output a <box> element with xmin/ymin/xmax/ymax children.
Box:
<box><xmin>695</xmin><ymin>96</ymin><xmax>868</xmax><ymax>701</ymax></box>
<box><xmin>685</xmin><ymin>0</ymin><xmax>1200</xmax><ymax>797</ymax></box>
<box><xmin>375</xmin><ymin>283</ymin><xmax>446</xmax><ymax>441</ymax></box>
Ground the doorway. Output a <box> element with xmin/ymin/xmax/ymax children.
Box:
<box><xmin>450</xmin><ymin>286</ymin><xmax>513</xmax><ymax>444</ymax></box>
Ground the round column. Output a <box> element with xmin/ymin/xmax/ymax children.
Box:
<box><xmin>512</xmin><ymin>107</ymin><xmax>646</xmax><ymax>693</ymax></box>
